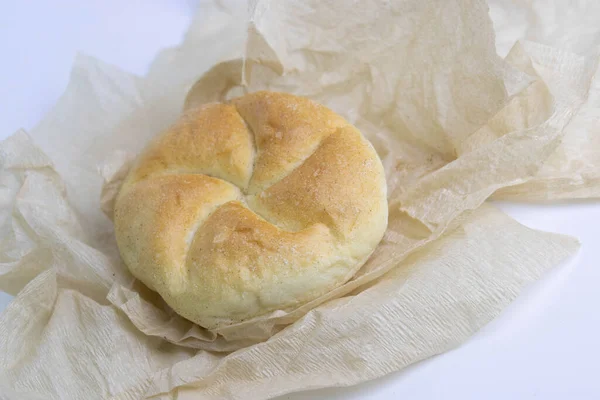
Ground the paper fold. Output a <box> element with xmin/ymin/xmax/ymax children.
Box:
<box><xmin>1</xmin><ymin>0</ymin><xmax>598</xmax><ymax>399</ymax></box>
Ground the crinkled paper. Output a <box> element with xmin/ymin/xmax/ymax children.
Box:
<box><xmin>1</xmin><ymin>0</ymin><xmax>598</xmax><ymax>398</ymax></box>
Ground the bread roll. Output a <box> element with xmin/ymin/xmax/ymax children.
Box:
<box><xmin>114</xmin><ymin>91</ymin><xmax>388</xmax><ymax>329</ymax></box>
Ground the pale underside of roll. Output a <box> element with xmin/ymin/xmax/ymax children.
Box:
<box><xmin>114</xmin><ymin>91</ymin><xmax>388</xmax><ymax>329</ymax></box>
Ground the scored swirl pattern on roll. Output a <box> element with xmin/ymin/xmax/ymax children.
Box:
<box><xmin>114</xmin><ymin>91</ymin><xmax>388</xmax><ymax>329</ymax></box>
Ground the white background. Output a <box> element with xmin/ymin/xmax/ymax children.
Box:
<box><xmin>1</xmin><ymin>1</ymin><xmax>599</xmax><ymax>399</ymax></box>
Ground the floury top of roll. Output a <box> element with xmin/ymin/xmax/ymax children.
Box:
<box><xmin>114</xmin><ymin>91</ymin><xmax>388</xmax><ymax>329</ymax></box>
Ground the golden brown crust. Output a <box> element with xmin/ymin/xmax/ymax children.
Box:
<box><xmin>115</xmin><ymin>174</ymin><xmax>242</xmax><ymax>292</ymax></box>
<box><xmin>114</xmin><ymin>91</ymin><xmax>388</xmax><ymax>329</ymax></box>
<box><xmin>231</xmin><ymin>91</ymin><xmax>348</xmax><ymax>193</ymax></box>
<box><xmin>126</xmin><ymin>103</ymin><xmax>254</xmax><ymax>189</ymax></box>
<box><xmin>249</xmin><ymin>126</ymin><xmax>386</xmax><ymax>238</ymax></box>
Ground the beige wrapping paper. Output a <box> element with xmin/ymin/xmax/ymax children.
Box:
<box><xmin>0</xmin><ymin>0</ymin><xmax>598</xmax><ymax>399</ymax></box>
<box><xmin>489</xmin><ymin>0</ymin><xmax>600</xmax><ymax>200</ymax></box>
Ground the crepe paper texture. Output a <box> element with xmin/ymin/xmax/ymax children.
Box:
<box><xmin>1</xmin><ymin>0</ymin><xmax>598</xmax><ymax>399</ymax></box>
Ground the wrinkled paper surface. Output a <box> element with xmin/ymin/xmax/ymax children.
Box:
<box><xmin>0</xmin><ymin>0</ymin><xmax>598</xmax><ymax>398</ymax></box>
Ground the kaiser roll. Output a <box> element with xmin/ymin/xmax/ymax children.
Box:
<box><xmin>114</xmin><ymin>91</ymin><xmax>388</xmax><ymax>329</ymax></box>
